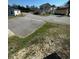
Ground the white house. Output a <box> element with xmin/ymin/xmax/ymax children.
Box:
<box><xmin>14</xmin><ymin>9</ymin><xmax>21</xmax><ymax>16</ymax></box>
<box><xmin>8</xmin><ymin>6</ymin><xmax>21</xmax><ymax>16</ymax></box>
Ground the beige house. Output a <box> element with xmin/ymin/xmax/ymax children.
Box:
<box><xmin>54</xmin><ymin>1</ymin><xmax>70</xmax><ymax>16</ymax></box>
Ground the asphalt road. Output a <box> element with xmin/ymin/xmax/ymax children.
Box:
<box><xmin>8</xmin><ymin>13</ymin><xmax>70</xmax><ymax>37</ymax></box>
<box><xmin>25</xmin><ymin>13</ymin><xmax>70</xmax><ymax>24</ymax></box>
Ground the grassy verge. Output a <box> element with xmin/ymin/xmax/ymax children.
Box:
<box><xmin>40</xmin><ymin>13</ymin><xmax>50</xmax><ymax>16</ymax></box>
<box><xmin>8</xmin><ymin>22</ymin><xmax>70</xmax><ymax>58</ymax></box>
<box><xmin>40</xmin><ymin>13</ymin><xmax>54</xmax><ymax>16</ymax></box>
<box><xmin>8</xmin><ymin>22</ymin><xmax>49</xmax><ymax>54</ymax></box>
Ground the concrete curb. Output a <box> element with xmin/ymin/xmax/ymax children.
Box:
<box><xmin>8</xmin><ymin>29</ymin><xmax>15</xmax><ymax>37</ymax></box>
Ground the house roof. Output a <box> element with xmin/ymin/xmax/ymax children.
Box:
<box><xmin>55</xmin><ymin>6</ymin><xmax>68</xmax><ymax>10</ymax></box>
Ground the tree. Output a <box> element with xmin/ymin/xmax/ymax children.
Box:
<box><xmin>66</xmin><ymin>0</ymin><xmax>70</xmax><ymax>7</ymax></box>
<box><xmin>25</xmin><ymin>5</ymin><xmax>31</xmax><ymax>12</ymax></box>
<box><xmin>12</xmin><ymin>4</ymin><xmax>18</xmax><ymax>9</ymax></box>
<box><xmin>30</xmin><ymin>5</ymin><xmax>37</xmax><ymax>11</ymax></box>
<box><xmin>26</xmin><ymin>5</ymin><xmax>29</xmax><ymax>9</ymax></box>
<box><xmin>52</xmin><ymin>5</ymin><xmax>56</xmax><ymax>7</ymax></box>
<box><xmin>8</xmin><ymin>5</ymin><xmax>11</xmax><ymax>7</ymax></box>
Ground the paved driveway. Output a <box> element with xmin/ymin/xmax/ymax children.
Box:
<box><xmin>8</xmin><ymin>13</ymin><xmax>70</xmax><ymax>37</ymax></box>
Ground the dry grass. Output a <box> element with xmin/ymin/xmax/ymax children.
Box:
<box><xmin>9</xmin><ymin>22</ymin><xmax>70</xmax><ymax>59</ymax></box>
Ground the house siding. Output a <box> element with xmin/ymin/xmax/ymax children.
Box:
<box><xmin>54</xmin><ymin>7</ymin><xmax>68</xmax><ymax>15</ymax></box>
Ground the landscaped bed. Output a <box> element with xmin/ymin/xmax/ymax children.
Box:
<box><xmin>8</xmin><ymin>22</ymin><xmax>70</xmax><ymax>59</ymax></box>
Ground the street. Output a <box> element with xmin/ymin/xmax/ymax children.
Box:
<box><xmin>8</xmin><ymin>13</ymin><xmax>70</xmax><ymax>37</ymax></box>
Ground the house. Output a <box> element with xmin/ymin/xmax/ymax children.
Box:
<box><xmin>54</xmin><ymin>1</ymin><xmax>70</xmax><ymax>16</ymax></box>
<box><xmin>50</xmin><ymin>7</ymin><xmax>56</xmax><ymax>14</ymax></box>
<box><xmin>40</xmin><ymin>3</ymin><xmax>55</xmax><ymax>15</ymax></box>
<box><xmin>40</xmin><ymin>3</ymin><xmax>51</xmax><ymax>14</ymax></box>
<box><xmin>54</xmin><ymin>6</ymin><xmax>69</xmax><ymax>15</ymax></box>
<box><xmin>8</xmin><ymin>6</ymin><xmax>21</xmax><ymax>16</ymax></box>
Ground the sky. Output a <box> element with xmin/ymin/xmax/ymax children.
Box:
<box><xmin>8</xmin><ymin>0</ymin><xmax>69</xmax><ymax>7</ymax></box>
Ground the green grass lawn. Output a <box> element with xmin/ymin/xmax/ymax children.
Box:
<box><xmin>8</xmin><ymin>22</ymin><xmax>70</xmax><ymax>58</ymax></box>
